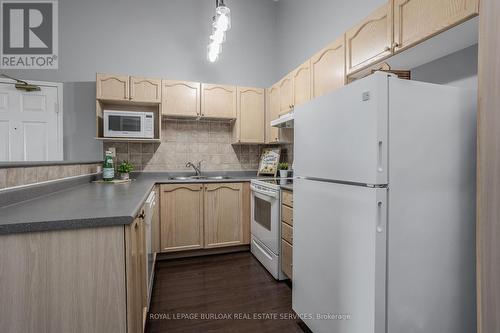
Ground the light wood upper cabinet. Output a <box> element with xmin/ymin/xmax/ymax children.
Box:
<box><xmin>204</xmin><ymin>183</ymin><xmax>244</xmax><ymax>248</ymax></box>
<box><xmin>201</xmin><ymin>84</ymin><xmax>237</xmax><ymax>119</ymax></box>
<box><xmin>279</xmin><ymin>73</ymin><xmax>294</xmax><ymax>115</ymax></box>
<box><xmin>130</xmin><ymin>77</ymin><xmax>161</xmax><ymax>103</ymax></box>
<box><xmin>266</xmin><ymin>84</ymin><xmax>280</xmax><ymax>143</ymax></box>
<box><xmin>96</xmin><ymin>73</ymin><xmax>129</xmax><ymax>101</ymax></box>
<box><xmin>393</xmin><ymin>0</ymin><xmax>479</xmax><ymax>52</ymax></box>
<box><xmin>162</xmin><ymin>80</ymin><xmax>201</xmax><ymax>117</ymax></box>
<box><xmin>346</xmin><ymin>2</ymin><xmax>393</xmax><ymax>75</ymax></box>
<box><xmin>311</xmin><ymin>37</ymin><xmax>346</xmax><ymax>98</ymax></box>
<box><xmin>160</xmin><ymin>184</ymin><xmax>204</xmax><ymax>252</ymax></box>
<box><xmin>233</xmin><ymin>87</ymin><xmax>265</xmax><ymax>144</ymax></box>
<box><xmin>293</xmin><ymin>60</ymin><xmax>312</xmax><ymax>107</ymax></box>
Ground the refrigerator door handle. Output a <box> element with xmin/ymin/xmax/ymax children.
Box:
<box><xmin>377</xmin><ymin>140</ymin><xmax>384</xmax><ymax>173</ymax></box>
<box><xmin>376</xmin><ymin>201</ymin><xmax>384</xmax><ymax>233</ymax></box>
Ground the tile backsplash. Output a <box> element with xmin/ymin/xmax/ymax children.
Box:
<box><xmin>0</xmin><ymin>163</ymin><xmax>101</xmax><ymax>190</ymax></box>
<box><xmin>104</xmin><ymin>119</ymin><xmax>293</xmax><ymax>172</ymax></box>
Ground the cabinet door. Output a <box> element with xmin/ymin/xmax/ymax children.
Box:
<box><xmin>311</xmin><ymin>37</ymin><xmax>345</xmax><ymax>98</ymax></box>
<box><xmin>346</xmin><ymin>3</ymin><xmax>393</xmax><ymax>75</ymax></box>
<box><xmin>201</xmin><ymin>84</ymin><xmax>237</xmax><ymax>119</ymax></box>
<box><xmin>293</xmin><ymin>60</ymin><xmax>311</xmax><ymax>107</ymax></box>
<box><xmin>235</xmin><ymin>87</ymin><xmax>265</xmax><ymax>144</ymax></box>
<box><xmin>125</xmin><ymin>217</ymin><xmax>145</xmax><ymax>333</ymax></box>
<box><xmin>279</xmin><ymin>74</ymin><xmax>293</xmax><ymax>115</ymax></box>
<box><xmin>162</xmin><ymin>80</ymin><xmax>200</xmax><ymax>117</ymax></box>
<box><xmin>204</xmin><ymin>183</ymin><xmax>244</xmax><ymax>248</ymax></box>
<box><xmin>160</xmin><ymin>184</ymin><xmax>204</xmax><ymax>252</ymax></box>
<box><xmin>130</xmin><ymin>77</ymin><xmax>161</xmax><ymax>103</ymax></box>
<box><xmin>266</xmin><ymin>84</ymin><xmax>280</xmax><ymax>143</ymax></box>
<box><xmin>96</xmin><ymin>73</ymin><xmax>129</xmax><ymax>100</ymax></box>
<box><xmin>393</xmin><ymin>0</ymin><xmax>479</xmax><ymax>52</ymax></box>
<box><xmin>281</xmin><ymin>239</ymin><xmax>293</xmax><ymax>280</ymax></box>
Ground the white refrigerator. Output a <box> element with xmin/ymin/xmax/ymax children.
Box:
<box><xmin>293</xmin><ymin>73</ymin><xmax>476</xmax><ymax>333</ymax></box>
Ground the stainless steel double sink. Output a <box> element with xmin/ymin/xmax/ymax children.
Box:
<box><xmin>168</xmin><ymin>175</ymin><xmax>233</xmax><ymax>181</ymax></box>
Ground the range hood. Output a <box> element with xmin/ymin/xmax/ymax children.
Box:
<box><xmin>271</xmin><ymin>111</ymin><xmax>294</xmax><ymax>128</ymax></box>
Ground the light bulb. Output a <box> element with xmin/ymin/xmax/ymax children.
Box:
<box><xmin>210</xmin><ymin>28</ymin><xmax>225</xmax><ymax>44</ymax></box>
<box><xmin>207</xmin><ymin>43</ymin><xmax>221</xmax><ymax>63</ymax></box>
<box><xmin>214</xmin><ymin>5</ymin><xmax>231</xmax><ymax>32</ymax></box>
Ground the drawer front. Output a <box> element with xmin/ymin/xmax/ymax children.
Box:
<box><xmin>281</xmin><ymin>222</ymin><xmax>293</xmax><ymax>245</ymax></box>
<box><xmin>281</xmin><ymin>204</ymin><xmax>293</xmax><ymax>226</ymax></box>
<box><xmin>281</xmin><ymin>239</ymin><xmax>293</xmax><ymax>279</ymax></box>
<box><xmin>282</xmin><ymin>190</ymin><xmax>293</xmax><ymax>207</ymax></box>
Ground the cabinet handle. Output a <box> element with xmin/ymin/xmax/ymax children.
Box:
<box><xmin>392</xmin><ymin>42</ymin><xmax>400</xmax><ymax>50</ymax></box>
<box><xmin>384</xmin><ymin>46</ymin><xmax>391</xmax><ymax>52</ymax></box>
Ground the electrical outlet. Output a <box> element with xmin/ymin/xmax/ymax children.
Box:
<box><xmin>108</xmin><ymin>147</ymin><xmax>116</xmax><ymax>158</ymax></box>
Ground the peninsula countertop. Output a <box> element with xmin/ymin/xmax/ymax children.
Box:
<box><xmin>0</xmin><ymin>171</ymin><xmax>263</xmax><ymax>235</ymax></box>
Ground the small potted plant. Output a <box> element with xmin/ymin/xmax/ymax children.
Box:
<box><xmin>117</xmin><ymin>161</ymin><xmax>134</xmax><ymax>180</ymax></box>
<box><xmin>278</xmin><ymin>162</ymin><xmax>289</xmax><ymax>178</ymax></box>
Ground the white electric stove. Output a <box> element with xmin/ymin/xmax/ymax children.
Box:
<box><xmin>250</xmin><ymin>178</ymin><xmax>293</xmax><ymax>280</ymax></box>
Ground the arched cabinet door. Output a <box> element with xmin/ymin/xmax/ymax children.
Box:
<box><xmin>311</xmin><ymin>36</ymin><xmax>345</xmax><ymax>99</ymax></box>
<box><xmin>162</xmin><ymin>80</ymin><xmax>201</xmax><ymax>117</ymax></box>
<box><xmin>293</xmin><ymin>60</ymin><xmax>312</xmax><ymax>107</ymax></box>
<box><xmin>96</xmin><ymin>73</ymin><xmax>129</xmax><ymax>101</ymax></box>
<box><xmin>201</xmin><ymin>83</ymin><xmax>237</xmax><ymax>119</ymax></box>
<box><xmin>130</xmin><ymin>77</ymin><xmax>161</xmax><ymax>103</ymax></box>
<box><xmin>393</xmin><ymin>0</ymin><xmax>479</xmax><ymax>53</ymax></box>
<box><xmin>160</xmin><ymin>184</ymin><xmax>204</xmax><ymax>252</ymax></box>
<box><xmin>346</xmin><ymin>2</ymin><xmax>393</xmax><ymax>75</ymax></box>
<box><xmin>203</xmin><ymin>183</ymin><xmax>244</xmax><ymax>248</ymax></box>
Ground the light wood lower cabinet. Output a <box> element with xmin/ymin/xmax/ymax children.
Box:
<box><xmin>281</xmin><ymin>189</ymin><xmax>293</xmax><ymax>280</ymax></box>
<box><xmin>159</xmin><ymin>182</ymin><xmax>250</xmax><ymax>252</ymax></box>
<box><xmin>0</xmin><ymin>226</ymin><xmax>138</xmax><ymax>333</ymax></box>
<box><xmin>393</xmin><ymin>0</ymin><xmax>479</xmax><ymax>53</ymax></box>
<box><xmin>125</xmin><ymin>216</ymin><xmax>148</xmax><ymax>333</ymax></box>
<box><xmin>204</xmin><ymin>183</ymin><xmax>244</xmax><ymax>248</ymax></box>
<box><xmin>281</xmin><ymin>239</ymin><xmax>293</xmax><ymax>279</ymax></box>
<box><xmin>160</xmin><ymin>184</ymin><xmax>204</xmax><ymax>252</ymax></box>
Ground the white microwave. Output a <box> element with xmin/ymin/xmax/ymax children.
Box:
<box><xmin>103</xmin><ymin>110</ymin><xmax>154</xmax><ymax>138</ymax></box>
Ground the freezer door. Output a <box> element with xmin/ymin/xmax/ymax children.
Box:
<box><xmin>294</xmin><ymin>73</ymin><xmax>389</xmax><ymax>185</ymax></box>
<box><xmin>292</xmin><ymin>178</ymin><xmax>387</xmax><ymax>333</ymax></box>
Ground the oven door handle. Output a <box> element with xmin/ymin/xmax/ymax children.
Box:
<box><xmin>250</xmin><ymin>185</ymin><xmax>278</xmax><ymax>198</ymax></box>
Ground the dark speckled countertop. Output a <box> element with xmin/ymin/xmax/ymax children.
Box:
<box><xmin>0</xmin><ymin>171</ymin><xmax>267</xmax><ymax>235</ymax></box>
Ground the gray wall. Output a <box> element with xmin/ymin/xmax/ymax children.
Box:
<box><xmin>411</xmin><ymin>44</ymin><xmax>478</xmax><ymax>89</ymax></box>
<box><xmin>3</xmin><ymin>0</ymin><xmax>279</xmax><ymax>161</ymax></box>
<box><xmin>274</xmin><ymin>0</ymin><xmax>386</xmax><ymax>79</ymax></box>
<box><xmin>2</xmin><ymin>0</ymin><xmax>478</xmax><ymax>161</ymax></box>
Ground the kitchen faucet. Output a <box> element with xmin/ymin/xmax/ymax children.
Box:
<box><xmin>186</xmin><ymin>161</ymin><xmax>203</xmax><ymax>176</ymax></box>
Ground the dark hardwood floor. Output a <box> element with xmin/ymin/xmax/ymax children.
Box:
<box><xmin>146</xmin><ymin>251</ymin><xmax>308</xmax><ymax>333</ymax></box>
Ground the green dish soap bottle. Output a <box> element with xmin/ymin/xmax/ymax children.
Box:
<box><xmin>103</xmin><ymin>151</ymin><xmax>115</xmax><ymax>181</ymax></box>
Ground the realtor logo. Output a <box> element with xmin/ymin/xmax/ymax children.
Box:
<box><xmin>1</xmin><ymin>0</ymin><xmax>58</xmax><ymax>69</ymax></box>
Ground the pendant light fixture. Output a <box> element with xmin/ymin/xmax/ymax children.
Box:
<box><xmin>207</xmin><ymin>0</ymin><xmax>231</xmax><ymax>63</ymax></box>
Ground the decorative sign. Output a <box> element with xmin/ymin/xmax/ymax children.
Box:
<box><xmin>257</xmin><ymin>147</ymin><xmax>281</xmax><ymax>177</ymax></box>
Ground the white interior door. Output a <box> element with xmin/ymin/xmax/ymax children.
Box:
<box><xmin>294</xmin><ymin>73</ymin><xmax>389</xmax><ymax>185</ymax></box>
<box><xmin>292</xmin><ymin>178</ymin><xmax>387</xmax><ymax>333</ymax></box>
<box><xmin>0</xmin><ymin>82</ymin><xmax>62</xmax><ymax>161</ymax></box>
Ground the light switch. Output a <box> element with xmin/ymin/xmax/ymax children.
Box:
<box><xmin>108</xmin><ymin>147</ymin><xmax>116</xmax><ymax>157</ymax></box>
